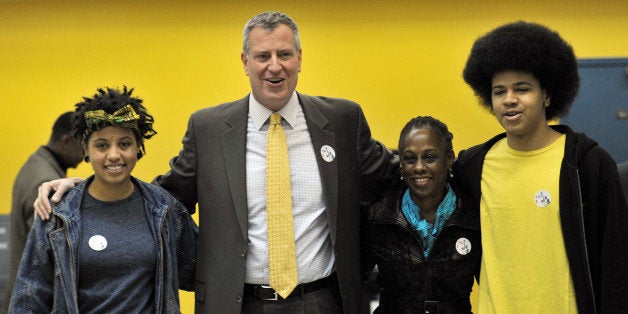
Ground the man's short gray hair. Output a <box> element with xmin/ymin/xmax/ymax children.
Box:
<box><xmin>242</xmin><ymin>11</ymin><xmax>300</xmax><ymax>56</ymax></box>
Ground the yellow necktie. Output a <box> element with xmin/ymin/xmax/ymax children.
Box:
<box><xmin>266</xmin><ymin>113</ymin><xmax>298</xmax><ymax>298</ymax></box>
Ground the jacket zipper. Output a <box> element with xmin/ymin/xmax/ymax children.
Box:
<box><xmin>575</xmin><ymin>168</ymin><xmax>597</xmax><ymax>312</ymax></box>
<box><xmin>54</xmin><ymin>213</ymin><xmax>80</xmax><ymax>313</ymax></box>
<box><xmin>155</xmin><ymin>206</ymin><xmax>167</xmax><ymax>314</ymax></box>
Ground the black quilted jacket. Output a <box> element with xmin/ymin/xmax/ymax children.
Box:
<box><xmin>361</xmin><ymin>185</ymin><xmax>481</xmax><ymax>314</ymax></box>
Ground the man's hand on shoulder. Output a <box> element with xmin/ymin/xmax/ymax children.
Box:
<box><xmin>34</xmin><ymin>177</ymin><xmax>85</xmax><ymax>220</ymax></box>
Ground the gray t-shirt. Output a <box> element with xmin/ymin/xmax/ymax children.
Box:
<box><xmin>78</xmin><ymin>186</ymin><xmax>156</xmax><ymax>313</ymax></box>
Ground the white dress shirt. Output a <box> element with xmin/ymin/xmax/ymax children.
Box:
<box><xmin>244</xmin><ymin>91</ymin><xmax>335</xmax><ymax>284</ymax></box>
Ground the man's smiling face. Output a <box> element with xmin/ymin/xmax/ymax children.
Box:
<box><xmin>241</xmin><ymin>24</ymin><xmax>302</xmax><ymax>111</ymax></box>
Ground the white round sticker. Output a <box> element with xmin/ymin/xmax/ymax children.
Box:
<box><xmin>534</xmin><ymin>190</ymin><xmax>551</xmax><ymax>208</ymax></box>
<box><xmin>455</xmin><ymin>237</ymin><xmax>472</xmax><ymax>255</ymax></box>
<box><xmin>320</xmin><ymin>145</ymin><xmax>336</xmax><ymax>162</ymax></box>
<box><xmin>88</xmin><ymin>235</ymin><xmax>107</xmax><ymax>251</ymax></box>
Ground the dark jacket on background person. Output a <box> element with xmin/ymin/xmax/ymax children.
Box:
<box><xmin>453</xmin><ymin>125</ymin><xmax>628</xmax><ymax>313</ymax></box>
<box><xmin>362</xmin><ymin>184</ymin><xmax>481</xmax><ymax>314</ymax></box>
<box><xmin>3</xmin><ymin>147</ymin><xmax>66</xmax><ymax>312</ymax></box>
<box><xmin>9</xmin><ymin>176</ymin><xmax>197</xmax><ymax>314</ymax></box>
<box><xmin>618</xmin><ymin>161</ymin><xmax>628</xmax><ymax>199</ymax></box>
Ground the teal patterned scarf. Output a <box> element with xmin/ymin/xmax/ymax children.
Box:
<box><xmin>401</xmin><ymin>184</ymin><xmax>457</xmax><ymax>258</ymax></box>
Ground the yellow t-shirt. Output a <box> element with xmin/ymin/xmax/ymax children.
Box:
<box><xmin>478</xmin><ymin>135</ymin><xmax>577</xmax><ymax>313</ymax></box>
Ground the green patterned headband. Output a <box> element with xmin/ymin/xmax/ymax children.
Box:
<box><xmin>83</xmin><ymin>104</ymin><xmax>140</xmax><ymax>140</ymax></box>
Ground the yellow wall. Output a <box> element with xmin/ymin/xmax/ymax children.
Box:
<box><xmin>1</xmin><ymin>1</ymin><xmax>626</xmax><ymax>312</ymax></box>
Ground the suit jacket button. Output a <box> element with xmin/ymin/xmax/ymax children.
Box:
<box><xmin>236</xmin><ymin>294</ymin><xmax>242</xmax><ymax>303</ymax></box>
<box><xmin>241</xmin><ymin>249</ymin><xmax>247</xmax><ymax>258</ymax></box>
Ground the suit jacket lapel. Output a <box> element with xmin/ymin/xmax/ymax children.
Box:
<box><xmin>299</xmin><ymin>94</ymin><xmax>339</xmax><ymax>246</ymax></box>
<box><xmin>221</xmin><ymin>96</ymin><xmax>250</xmax><ymax>240</ymax></box>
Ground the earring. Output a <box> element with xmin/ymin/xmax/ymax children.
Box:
<box><xmin>84</xmin><ymin>155</ymin><xmax>90</xmax><ymax>163</ymax></box>
<box><xmin>448</xmin><ymin>168</ymin><xmax>453</xmax><ymax>178</ymax></box>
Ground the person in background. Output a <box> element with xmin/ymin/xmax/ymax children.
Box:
<box><xmin>618</xmin><ymin>160</ymin><xmax>628</xmax><ymax>199</ymax></box>
<box><xmin>362</xmin><ymin>116</ymin><xmax>480</xmax><ymax>313</ymax></box>
<box><xmin>10</xmin><ymin>87</ymin><xmax>197</xmax><ymax>313</ymax></box>
<box><xmin>33</xmin><ymin>12</ymin><xmax>397</xmax><ymax>313</ymax></box>
<box><xmin>1</xmin><ymin>111</ymin><xmax>83</xmax><ymax>313</ymax></box>
<box><xmin>456</xmin><ymin>21</ymin><xmax>628</xmax><ymax>313</ymax></box>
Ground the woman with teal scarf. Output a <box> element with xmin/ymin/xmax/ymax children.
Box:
<box><xmin>362</xmin><ymin>116</ymin><xmax>480</xmax><ymax>313</ymax></box>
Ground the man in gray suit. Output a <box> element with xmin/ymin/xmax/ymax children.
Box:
<box><xmin>35</xmin><ymin>12</ymin><xmax>398</xmax><ymax>313</ymax></box>
<box><xmin>1</xmin><ymin>112</ymin><xmax>83</xmax><ymax>312</ymax></box>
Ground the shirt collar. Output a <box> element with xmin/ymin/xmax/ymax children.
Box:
<box><xmin>249</xmin><ymin>91</ymin><xmax>300</xmax><ymax>130</ymax></box>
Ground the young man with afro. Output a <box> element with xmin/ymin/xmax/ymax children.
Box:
<box><xmin>454</xmin><ymin>21</ymin><xmax>628</xmax><ymax>313</ymax></box>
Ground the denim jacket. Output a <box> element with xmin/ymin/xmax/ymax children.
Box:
<box><xmin>9</xmin><ymin>176</ymin><xmax>198</xmax><ymax>313</ymax></box>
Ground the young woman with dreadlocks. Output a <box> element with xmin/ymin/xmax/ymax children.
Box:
<box><xmin>10</xmin><ymin>87</ymin><xmax>197</xmax><ymax>313</ymax></box>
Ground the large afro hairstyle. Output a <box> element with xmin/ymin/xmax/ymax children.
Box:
<box><xmin>462</xmin><ymin>21</ymin><xmax>580</xmax><ymax>120</ymax></box>
<box><xmin>73</xmin><ymin>86</ymin><xmax>156</xmax><ymax>160</ymax></box>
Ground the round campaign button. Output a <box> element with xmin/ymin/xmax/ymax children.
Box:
<box><xmin>320</xmin><ymin>145</ymin><xmax>336</xmax><ymax>162</ymax></box>
<box><xmin>455</xmin><ymin>237</ymin><xmax>472</xmax><ymax>255</ymax></box>
<box><xmin>534</xmin><ymin>190</ymin><xmax>551</xmax><ymax>208</ymax></box>
<box><xmin>88</xmin><ymin>235</ymin><xmax>108</xmax><ymax>251</ymax></box>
